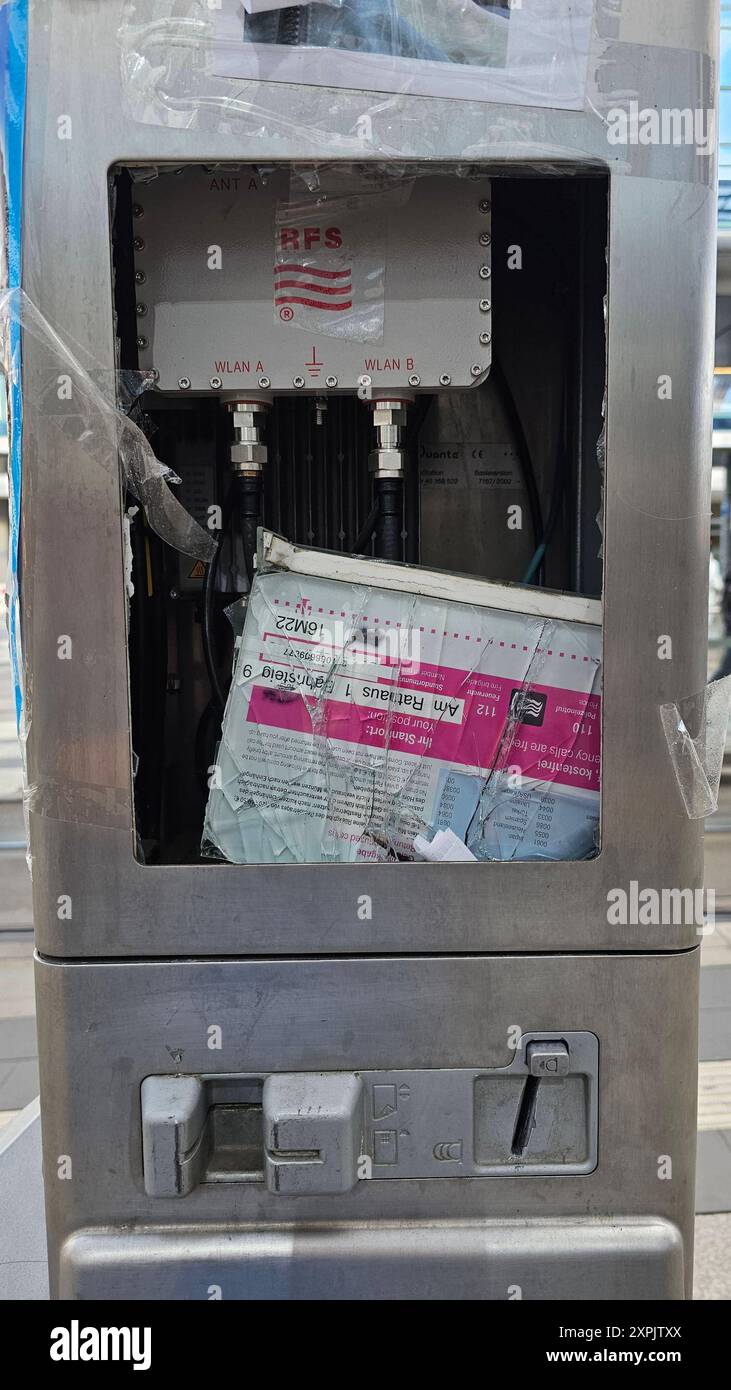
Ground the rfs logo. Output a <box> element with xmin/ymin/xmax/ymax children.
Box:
<box><xmin>275</xmin><ymin>225</ymin><xmax>352</xmax><ymax>318</ymax></box>
<box><xmin>278</xmin><ymin>225</ymin><xmax>343</xmax><ymax>252</ymax></box>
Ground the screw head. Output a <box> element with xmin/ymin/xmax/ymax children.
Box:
<box><xmin>325</xmin><ymin>374</ymin><xmax>338</xmax><ymax>388</ymax></box>
<box><xmin>479</xmin><ymin>265</ymin><xmax>491</xmax><ymax>280</ymax></box>
<box><xmin>169</xmin><ymin>588</ymin><xmax>179</xmax><ymax>600</ymax></box>
<box><xmin>178</xmin><ymin>376</ymin><xmax>191</xmax><ymax>390</ymax></box>
<box><xmin>439</xmin><ymin>374</ymin><xmax>451</xmax><ymax>386</ymax></box>
<box><xmin>134</xmin><ymin>269</ymin><xmax>146</xmax><ymax>284</ymax></box>
<box><xmin>479</xmin><ymin>331</ymin><xmax>492</xmax><ymax>346</ymax></box>
<box><xmin>292</xmin><ymin>375</ymin><xmax>305</xmax><ymax>388</ymax></box>
<box><xmin>258</xmin><ymin>376</ymin><xmax>271</xmax><ymax>389</ymax></box>
<box><xmin>133</xmin><ymin>237</ymin><xmax>145</xmax><ymax>252</ymax></box>
<box><xmin>471</xmin><ymin>364</ymin><xmax>484</xmax><ymax>378</ymax></box>
<box><xmin>132</xmin><ymin>203</ymin><xmax>144</xmax><ymax>219</ymax></box>
<box><xmin>136</xmin><ymin>335</ymin><xmax>148</xmax><ymax>350</ymax></box>
<box><xmin>136</xmin><ymin>302</ymin><xmax>147</xmax><ymax>316</ymax></box>
<box><xmin>358</xmin><ymin>374</ymin><xmax>372</xmax><ymax>387</ymax></box>
<box><xmin>479</xmin><ymin>232</ymin><xmax>491</xmax><ymax>247</ymax></box>
<box><xmin>479</xmin><ymin>298</ymin><xmax>491</xmax><ymax>312</ymax></box>
<box><xmin>408</xmin><ymin>373</ymin><xmax>421</xmax><ymax>387</ymax></box>
<box><xmin>479</xmin><ymin>199</ymin><xmax>491</xmax><ymax>213</ymax></box>
<box><xmin>209</xmin><ymin>376</ymin><xmax>222</xmax><ymax>389</ymax></box>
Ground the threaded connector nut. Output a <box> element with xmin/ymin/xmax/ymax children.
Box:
<box><xmin>230</xmin><ymin>441</ymin><xmax>268</xmax><ymax>468</ymax></box>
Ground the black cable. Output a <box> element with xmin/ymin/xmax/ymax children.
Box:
<box><xmin>354</xmin><ymin>498</ymin><xmax>380</xmax><ymax>553</ymax></box>
<box><xmin>128</xmin><ymin>512</ymin><xmax>166</xmax><ymax>848</ymax></box>
<box><xmin>234</xmin><ymin>473</ymin><xmax>262</xmax><ymax>585</ymax></box>
<box><xmin>541</xmin><ymin>372</ymin><xmax>571</xmax><ymax>554</ymax></box>
<box><xmin>406</xmin><ymin>393</ymin><xmax>432</xmax><ymax>564</ymax></box>
<box><xmin>522</xmin><ymin>361</ymin><xmax>571</xmax><ymax>586</ymax></box>
<box><xmin>374</xmin><ymin>477</ymin><xmax>402</xmax><ymax>560</ymax></box>
<box><xmin>354</xmin><ymin>397</ymin><xmax>431</xmax><ymax>558</ymax></box>
<box><xmin>194</xmin><ymin>697</ymin><xmax>222</xmax><ymax>799</ymax></box>
<box><xmin>202</xmin><ymin>467</ymin><xmax>262</xmax><ymax>713</ymax></box>
<box><xmin>490</xmin><ymin>356</ymin><xmax>545</xmax><ymax>583</ymax></box>
<box><xmin>202</xmin><ymin>549</ymin><xmax>227</xmax><ymax>715</ymax></box>
<box><xmin>202</xmin><ymin>488</ymin><xmax>234</xmax><ymax>714</ymax></box>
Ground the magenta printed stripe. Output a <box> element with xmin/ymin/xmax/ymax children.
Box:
<box><xmin>275</xmin><ymin>295</ymin><xmax>353</xmax><ymax>311</ymax></box>
<box><xmin>274</xmin><ymin>263</ymin><xmax>351</xmax><ymax>280</ymax></box>
<box><xmin>247</xmin><ymin>671</ymin><xmax>601</xmax><ymax>793</ymax></box>
<box><xmin>274</xmin><ymin>278</ymin><xmax>353</xmax><ymax>296</ymax></box>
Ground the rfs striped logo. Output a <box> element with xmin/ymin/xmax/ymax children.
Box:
<box><xmin>275</xmin><ymin>225</ymin><xmax>352</xmax><ymax>314</ymax></box>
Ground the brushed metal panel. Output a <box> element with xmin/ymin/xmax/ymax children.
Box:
<box><xmin>59</xmin><ymin>1217</ymin><xmax>684</xmax><ymax>1301</ymax></box>
<box><xmin>19</xmin><ymin>0</ymin><xmax>716</xmax><ymax>955</ymax></box>
<box><xmin>35</xmin><ymin>950</ymin><xmax>699</xmax><ymax>1298</ymax></box>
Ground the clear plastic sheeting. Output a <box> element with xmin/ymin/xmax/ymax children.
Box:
<box><xmin>203</xmin><ymin>533</ymin><xmax>602</xmax><ymax>864</ymax></box>
<box><xmin>22</xmin><ymin>777</ymin><xmax>132</xmax><ymax>831</ymax></box>
<box><xmin>274</xmin><ymin>167</ymin><xmax>395</xmax><ymax>343</ymax></box>
<box><xmin>117</xmin><ymin>3</ymin><xmax>716</xmax><ymax>190</ymax></box>
<box><xmin>660</xmin><ymin>677</ymin><xmax>731</xmax><ymax>821</ymax></box>
<box><xmin>0</xmin><ymin>289</ymin><xmax>217</xmax><ymax>565</ymax></box>
<box><xmin>212</xmin><ymin>0</ymin><xmax>594</xmax><ymax>107</ymax></box>
<box><xmin>119</xmin><ymin>0</ymin><xmax>596</xmax><ymax>133</ymax></box>
<box><xmin>129</xmin><ymin>160</ymin><xmax>489</xmax><ymax>393</ymax></box>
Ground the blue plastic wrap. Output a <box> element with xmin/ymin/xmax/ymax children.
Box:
<box><xmin>0</xmin><ymin>0</ymin><xmax>28</xmax><ymax>732</ymax></box>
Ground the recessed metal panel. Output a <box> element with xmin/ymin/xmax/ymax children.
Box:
<box><xmin>139</xmin><ymin>1034</ymin><xmax>598</xmax><ymax>1195</ymax></box>
<box><xmin>134</xmin><ymin>166</ymin><xmax>492</xmax><ymax>393</ymax></box>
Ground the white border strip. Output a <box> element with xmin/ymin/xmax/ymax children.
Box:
<box><xmin>260</xmin><ymin>531</ymin><xmax>602</xmax><ymax>627</ymax></box>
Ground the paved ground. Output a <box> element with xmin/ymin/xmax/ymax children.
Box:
<box><xmin>0</xmin><ymin>626</ymin><xmax>730</xmax><ymax>1296</ymax></box>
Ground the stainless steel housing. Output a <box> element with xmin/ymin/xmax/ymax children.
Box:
<box><xmin>20</xmin><ymin>0</ymin><xmax>718</xmax><ymax>1298</ymax></box>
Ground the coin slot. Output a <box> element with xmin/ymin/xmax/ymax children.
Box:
<box><xmin>511</xmin><ymin>1075</ymin><xmax>541</xmax><ymax>1157</ymax></box>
